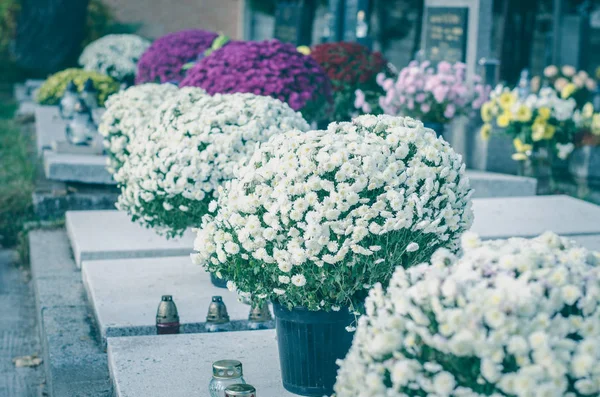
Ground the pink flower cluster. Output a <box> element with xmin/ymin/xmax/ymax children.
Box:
<box><xmin>377</xmin><ymin>60</ymin><xmax>489</xmax><ymax>124</ymax></box>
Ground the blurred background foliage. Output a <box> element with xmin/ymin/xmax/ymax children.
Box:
<box><xmin>0</xmin><ymin>0</ymin><xmax>138</xmax><ymax>83</ymax></box>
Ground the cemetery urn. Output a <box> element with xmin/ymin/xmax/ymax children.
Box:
<box><xmin>225</xmin><ymin>384</ymin><xmax>256</xmax><ymax>397</ymax></box>
<box><xmin>155</xmin><ymin>295</ymin><xmax>180</xmax><ymax>335</ymax></box>
<box><xmin>65</xmin><ymin>100</ymin><xmax>96</xmax><ymax>146</ymax></box>
<box><xmin>206</xmin><ymin>296</ymin><xmax>230</xmax><ymax>324</ymax></box>
<box><xmin>59</xmin><ymin>80</ymin><xmax>79</xmax><ymax>119</ymax></box>
<box><xmin>80</xmin><ymin>78</ymin><xmax>99</xmax><ymax>110</ymax></box>
<box><xmin>209</xmin><ymin>360</ymin><xmax>246</xmax><ymax>397</ymax></box>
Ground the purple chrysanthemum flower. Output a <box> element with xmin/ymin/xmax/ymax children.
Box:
<box><xmin>135</xmin><ymin>29</ymin><xmax>218</xmax><ymax>85</ymax></box>
<box><xmin>180</xmin><ymin>40</ymin><xmax>333</xmax><ymax>121</ymax></box>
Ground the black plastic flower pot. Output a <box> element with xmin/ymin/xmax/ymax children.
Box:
<box><xmin>423</xmin><ymin>121</ymin><xmax>445</xmax><ymax>138</ymax></box>
<box><xmin>210</xmin><ymin>272</ymin><xmax>228</xmax><ymax>289</ymax></box>
<box><xmin>273</xmin><ymin>303</ymin><xmax>354</xmax><ymax>396</ymax></box>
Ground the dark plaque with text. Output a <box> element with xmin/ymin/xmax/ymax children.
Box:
<box><xmin>274</xmin><ymin>1</ymin><xmax>302</xmax><ymax>44</ymax></box>
<box><xmin>423</xmin><ymin>7</ymin><xmax>469</xmax><ymax>64</ymax></box>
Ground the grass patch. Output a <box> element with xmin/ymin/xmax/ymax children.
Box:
<box><xmin>0</xmin><ymin>94</ymin><xmax>36</xmax><ymax>247</ymax></box>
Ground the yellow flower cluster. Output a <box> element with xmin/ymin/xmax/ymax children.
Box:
<box><xmin>479</xmin><ymin>89</ymin><xmax>555</xmax><ymax>144</ymax></box>
<box><xmin>577</xmin><ymin>102</ymin><xmax>600</xmax><ymax>136</ymax></box>
<box><xmin>511</xmin><ymin>138</ymin><xmax>532</xmax><ymax>161</ymax></box>
<box><xmin>36</xmin><ymin>68</ymin><xmax>120</xmax><ymax>106</ymax></box>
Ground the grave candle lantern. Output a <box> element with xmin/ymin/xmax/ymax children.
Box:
<box><xmin>65</xmin><ymin>100</ymin><xmax>96</xmax><ymax>145</ymax></box>
<box><xmin>206</xmin><ymin>296</ymin><xmax>231</xmax><ymax>332</ymax></box>
<box><xmin>155</xmin><ymin>295</ymin><xmax>180</xmax><ymax>335</ymax></box>
<box><xmin>247</xmin><ymin>302</ymin><xmax>272</xmax><ymax>330</ymax></box>
<box><xmin>209</xmin><ymin>360</ymin><xmax>246</xmax><ymax>397</ymax></box>
<box><xmin>80</xmin><ymin>78</ymin><xmax>99</xmax><ymax>110</ymax></box>
<box><xmin>59</xmin><ymin>80</ymin><xmax>79</xmax><ymax>119</ymax></box>
<box><xmin>225</xmin><ymin>384</ymin><xmax>256</xmax><ymax>397</ymax></box>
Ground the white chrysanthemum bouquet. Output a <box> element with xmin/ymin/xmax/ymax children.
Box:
<box><xmin>116</xmin><ymin>90</ymin><xmax>310</xmax><ymax>237</ymax></box>
<box><xmin>99</xmin><ymin>83</ymin><xmax>180</xmax><ymax>173</ymax></box>
<box><xmin>79</xmin><ymin>34</ymin><xmax>151</xmax><ymax>84</ymax></box>
<box><xmin>335</xmin><ymin>232</ymin><xmax>600</xmax><ymax>397</ymax></box>
<box><xmin>192</xmin><ymin>115</ymin><xmax>473</xmax><ymax>310</ymax></box>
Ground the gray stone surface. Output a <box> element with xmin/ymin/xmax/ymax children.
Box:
<box><xmin>567</xmin><ymin>235</ymin><xmax>600</xmax><ymax>251</ymax></box>
<box><xmin>470</xmin><ymin>130</ymin><xmax>519</xmax><ymax>175</ymax></box>
<box><xmin>569</xmin><ymin>146</ymin><xmax>600</xmax><ymax>187</ymax></box>
<box><xmin>108</xmin><ymin>330</ymin><xmax>297</xmax><ymax>397</ymax></box>
<box><xmin>52</xmin><ymin>140</ymin><xmax>104</xmax><ymax>155</ymax></box>
<box><xmin>32</xmin><ymin>183</ymin><xmax>119</xmax><ymax>220</ymax></box>
<box><xmin>471</xmin><ymin>195</ymin><xmax>600</xmax><ymax>239</ymax></box>
<box><xmin>16</xmin><ymin>102</ymin><xmax>37</xmax><ymax>117</ymax></box>
<box><xmin>82</xmin><ymin>256</ymin><xmax>267</xmax><ymax>344</ymax></box>
<box><xmin>29</xmin><ymin>230</ymin><xmax>111</xmax><ymax>397</ymax></box>
<box><xmin>467</xmin><ymin>170</ymin><xmax>536</xmax><ymax>198</ymax></box>
<box><xmin>40</xmin><ymin>307</ymin><xmax>112</xmax><ymax>397</ymax></box>
<box><xmin>34</xmin><ymin>105</ymin><xmax>66</xmax><ymax>153</ymax></box>
<box><xmin>14</xmin><ymin>83</ymin><xmax>28</xmax><ymax>102</ymax></box>
<box><xmin>33</xmin><ymin>158</ymin><xmax>119</xmax><ymax>220</ymax></box>
<box><xmin>66</xmin><ymin>210</ymin><xmax>195</xmax><ymax>267</ymax></box>
<box><xmin>43</xmin><ymin>151</ymin><xmax>115</xmax><ymax>185</ymax></box>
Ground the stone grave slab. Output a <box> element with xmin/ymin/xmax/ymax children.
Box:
<box><xmin>35</xmin><ymin>105</ymin><xmax>66</xmax><ymax>153</ymax></box>
<box><xmin>466</xmin><ymin>170</ymin><xmax>536</xmax><ymax>198</ymax></box>
<box><xmin>108</xmin><ymin>330</ymin><xmax>297</xmax><ymax>397</ymax></box>
<box><xmin>16</xmin><ymin>101</ymin><xmax>37</xmax><ymax>117</ymax></box>
<box><xmin>568</xmin><ymin>235</ymin><xmax>600</xmax><ymax>251</ymax></box>
<box><xmin>52</xmin><ymin>140</ymin><xmax>104</xmax><ymax>155</ymax></box>
<box><xmin>471</xmin><ymin>195</ymin><xmax>600</xmax><ymax>239</ymax></box>
<box><xmin>14</xmin><ymin>83</ymin><xmax>28</xmax><ymax>102</ymax></box>
<box><xmin>82</xmin><ymin>256</ymin><xmax>268</xmax><ymax>344</ymax></box>
<box><xmin>66</xmin><ymin>210</ymin><xmax>195</xmax><ymax>266</ymax></box>
<box><xmin>43</xmin><ymin>151</ymin><xmax>114</xmax><ymax>185</ymax></box>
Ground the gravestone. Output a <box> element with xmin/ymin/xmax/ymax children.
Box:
<box><xmin>421</xmin><ymin>0</ymin><xmax>492</xmax><ymax>81</ymax></box>
<box><xmin>273</xmin><ymin>0</ymin><xmax>316</xmax><ymax>46</ymax></box>
<box><xmin>423</xmin><ymin>6</ymin><xmax>469</xmax><ymax>63</ymax></box>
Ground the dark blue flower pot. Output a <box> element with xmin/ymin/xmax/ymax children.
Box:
<box><xmin>423</xmin><ymin>122</ymin><xmax>445</xmax><ymax>138</ymax></box>
<box><xmin>273</xmin><ymin>303</ymin><xmax>354</xmax><ymax>396</ymax></box>
<box><xmin>210</xmin><ymin>272</ymin><xmax>227</xmax><ymax>289</ymax></box>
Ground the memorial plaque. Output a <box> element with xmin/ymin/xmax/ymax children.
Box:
<box><xmin>423</xmin><ymin>7</ymin><xmax>469</xmax><ymax>64</ymax></box>
<box><xmin>274</xmin><ymin>1</ymin><xmax>302</xmax><ymax>44</ymax></box>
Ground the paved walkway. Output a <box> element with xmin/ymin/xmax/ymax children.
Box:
<box><xmin>0</xmin><ymin>250</ymin><xmax>45</xmax><ymax>396</ymax></box>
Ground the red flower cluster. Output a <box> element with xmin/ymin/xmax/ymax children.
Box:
<box><xmin>311</xmin><ymin>42</ymin><xmax>387</xmax><ymax>91</ymax></box>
